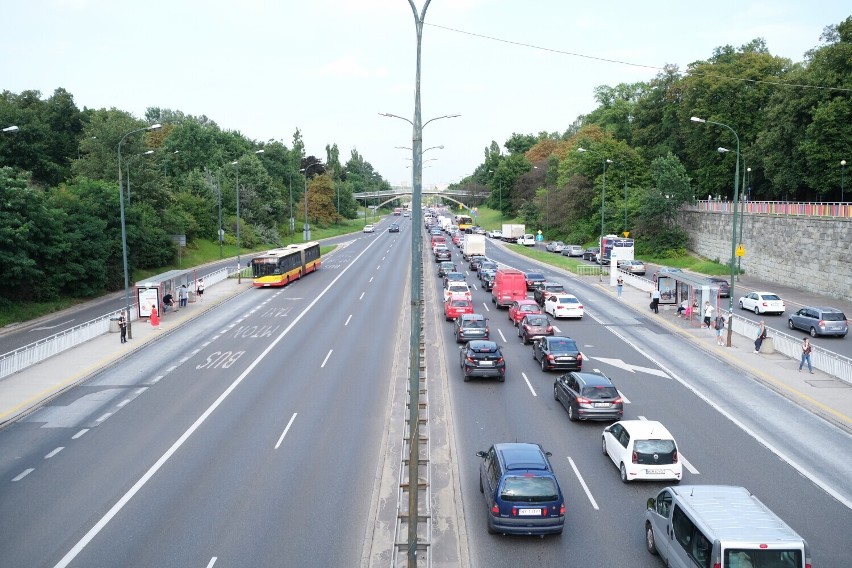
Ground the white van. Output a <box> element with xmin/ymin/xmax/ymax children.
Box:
<box><xmin>645</xmin><ymin>485</ymin><xmax>810</xmax><ymax>568</ymax></box>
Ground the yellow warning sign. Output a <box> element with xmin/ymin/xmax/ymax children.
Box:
<box><xmin>736</xmin><ymin>244</ymin><xmax>745</xmax><ymax>257</ymax></box>
<box><xmin>622</xmin><ymin>231</ymin><xmax>630</xmax><ymax>238</ymax></box>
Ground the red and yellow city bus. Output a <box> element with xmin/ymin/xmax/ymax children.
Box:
<box><xmin>455</xmin><ymin>214</ymin><xmax>474</xmax><ymax>231</ymax></box>
<box><xmin>251</xmin><ymin>242</ymin><xmax>321</xmax><ymax>287</ymax></box>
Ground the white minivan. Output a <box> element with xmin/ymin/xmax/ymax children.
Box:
<box><xmin>645</xmin><ymin>485</ymin><xmax>811</xmax><ymax>568</ymax></box>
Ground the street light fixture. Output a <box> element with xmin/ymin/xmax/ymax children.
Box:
<box><xmin>2</xmin><ymin>125</ymin><xmax>19</xmax><ymax>133</ymax></box>
<box><xmin>300</xmin><ymin>161</ymin><xmax>324</xmax><ymax>241</ymax></box>
<box><xmin>231</xmin><ymin>149</ymin><xmax>264</xmax><ymax>284</ymax></box>
<box><xmin>118</xmin><ymin>123</ymin><xmax>161</xmax><ymax>340</ymax></box>
<box><xmin>396</xmin><ymin>144</ymin><xmax>444</xmax><ymax>154</ymax></box>
<box><xmin>691</xmin><ymin>116</ymin><xmax>740</xmax><ymax>347</ymax></box>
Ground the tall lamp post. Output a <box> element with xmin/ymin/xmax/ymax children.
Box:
<box><xmin>118</xmin><ymin>123</ymin><xmax>161</xmax><ymax>340</ymax></box>
<box><xmin>691</xmin><ymin>116</ymin><xmax>740</xmax><ymax>347</ymax></box>
<box><xmin>842</xmin><ymin>160</ymin><xmax>846</xmax><ymax>203</ymax></box>
<box><xmin>126</xmin><ymin>150</ymin><xmax>153</xmax><ymax>206</ymax></box>
<box><xmin>301</xmin><ymin>161</ymin><xmax>324</xmax><ymax>241</ymax></box>
<box><xmin>577</xmin><ymin>148</ymin><xmax>611</xmax><ymax>281</ymax></box>
<box><xmin>231</xmin><ymin>149</ymin><xmax>264</xmax><ymax>284</ymax></box>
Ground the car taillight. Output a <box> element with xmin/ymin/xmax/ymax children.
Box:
<box><xmin>559</xmin><ymin>503</ymin><xmax>566</xmax><ymax>515</ymax></box>
<box><xmin>547</xmin><ymin>354</ymin><xmax>556</xmax><ymax>361</ymax></box>
<box><xmin>577</xmin><ymin>305</ymin><xmax>583</xmax><ymax>309</ymax></box>
<box><xmin>672</xmin><ymin>449</ymin><xmax>679</xmax><ymax>463</ymax></box>
<box><xmin>632</xmin><ymin>450</ymin><xmax>638</xmax><ymax>464</ymax></box>
<box><xmin>577</xmin><ymin>353</ymin><xmax>583</xmax><ymax>362</ymax></box>
<box><xmin>466</xmin><ymin>356</ymin><xmax>476</xmax><ymax>364</ymax></box>
<box><xmin>576</xmin><ymin>396</ymin><xmax>591</xmax><ymax>404</ymax></box>
<box><xmin>491</xmin><ymin>504</ymin><xmax>499</xmax><ymax>515</ymax></box>
<box><xmin>613</xmin><ymin>397</ymin><xmax>623</xmax><ymax>404</ymax></box>
<box><xmin>818</xmin><ymin>319</ymin><xmax>826</xmax><ymax>327</ymax></box>
<box><xmin>496</xmin><ymin>357</ymin><xmax>504</xmax><ymax>364</ymax></box>
<box><xmin>511</xmin><ymin>507</ymin><xmax>518</xmax><ymax>517</ymax></box>
<box><xmin>546</xmin><ymin>326</ymin><xmax>553</xmax><ymax>332</ymax></box>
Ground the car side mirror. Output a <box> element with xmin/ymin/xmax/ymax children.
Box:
<box><xmin>475</xmin><ymin>451</ymin><xmax>487</xmax><ymax>458</ymax></box>
<box><xmin>647</xmin><ymin>497</ymin><xmax>656</xmax><ymax>510</ymax></box>
<box><xmin>544</xmin><ymin>451</ymin><xmax>553</xmax><ymax>457</ymax></box>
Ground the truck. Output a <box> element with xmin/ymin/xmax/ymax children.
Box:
<box><xmin>599</xmin><ymin>234</ymin><xmax>634</xmax><ymax>265</ymax></box>
<box><xmin>462</xmin><ymin>233</ymin><xmax>486</xmax><ymax>260</ymax></box>
<box><xmin>491</xmin><ymin>268</ymin><xmax>527</xmax><ymax>308</ymax></box>
<box><xmin>501</xmin><ymin>224</ymin><xmax>525</xmax><ymax>242</ymax></box>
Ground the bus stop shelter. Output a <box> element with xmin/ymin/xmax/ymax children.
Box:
<box><xmin>654</xmin><ymin>272</ymin><xmax>722</xmax><ymax>327</ymax></box>
<box><xmin>135</xmin><ymin>269</ymin><xmax>196</xmax><ymax>319</ymax></box>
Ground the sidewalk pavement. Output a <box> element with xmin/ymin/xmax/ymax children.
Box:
<box><xmin>605</xmin><ymin>279</ymin><xmax>852</xmax><ymax>435</ymax></box>
<box><xmin>0</xmin><ymin>278</ymin><xmax>251</xmax><ymax>428</ymax></box>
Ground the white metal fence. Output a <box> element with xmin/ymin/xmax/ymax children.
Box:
<box><xmin>0</xmin><ymin>268</ymin><xmax>232</xmax><ymax>380</ymax></box>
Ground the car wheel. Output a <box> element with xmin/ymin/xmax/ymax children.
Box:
<box><xmin>739</xmin><ymin>300</ymin><xmax>744</xmax><ymax>310</ymax></box>
<box><xmin>486</xmin><ymin>509</ymin><xmax>497</xmax><ymax>534</ymax></box>
<box><xmin>497</xmin><ymin>374</ymin><xmax>505</xmax><ymax>383</ymax></box>
<box><xmin>553</xmin><ymin>385</ymin><xmax>559</xmax><ymax>400</ymax></box>
<box><xmin>620</xmin><ymin>463</ymin><xmax>629</xmax><ymax>483</ymax></box>
<box><xmin>754</xmin><ymin>306</ymin><xmax>760</xmax><ymax>315</ymax></box>
<box><xmin>463</xmin><ymin>373</ymin><xmax>470</xmax><ymax>382</ymax></box>
<box><xmin>810</xmin><ymin>327</ymin><xmax>818</xmax><ymax>338</ymax></box>
<box><xmin>646</xmin><ymin>523</ymin><xmax>659</xmax><ymax>555</ymax></box>
<box><xmin>479</xmin><ymin>475</ymin><xmax>483</xmax><ymax>493</ymax></box>
<box><xmin>567</xmin><ymin>404</ymin><xmax>577</xmax><ymax>422</ymax></box>
<box><xmin>517</xmin><ymin>327</ymin><xmax>522</xmax><ymax>338</ymax></box>
<box><xmin>541</xmin><ymin>358</ymin><xmax>547</xmax><ymax>372</ymax></box>
<box><xmin>602</xmin><ymin>437</ymin><xmax>608</xmax><ymax>456</ymax></box>
<box><xmin>788</xmin><ymin>319</ymin><xmax>795</xmax><ymax>330</ymax></box>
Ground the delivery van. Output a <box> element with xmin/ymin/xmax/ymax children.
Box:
<box><xmin>491</xmin><ymin>268</ymin><xmax>527</xmax><ymax>308</ymax></box>
<box><xmin>645</xmin><ymin>485</ymin><xmax>811</xmax><ymax>568</ymax></box>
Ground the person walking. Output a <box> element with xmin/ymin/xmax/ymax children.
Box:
<box><xmin>650</xmin><ymin>288</ymin><xmax>660</xmax><ymax>313</ymax></box>
<box><xmin>118</xmin><ymin>313</ymin><xmax>127</xmax><ymax>344</ymax></box>
<box><xmin>714</xmin><ymin>313</ymin><xmax>726</xmax><ymax>345</ymax></box>
<box><xmin>702</xmin><ymin>301</ymin><xmax>714</xmax><ymax>329</ymax></box>
<box><xmin>754</xmin><ymin>321</ymin><xmax>767</xmax><ymax>353</ymax></box>
<box><xmin>616</xmin><ymin>276</ymin><xmax>623</xmax><ymax>298</ymax></box>
<box><xmin>798</xmin><ymin>337</ymin><xmax>814</xmax><ymax>373</ymax></box>
<box><xmin>197</xmin><ymin>279</ymin><xmax>205</xmax><ymax>303</ymax></box>
<box><xmin>179</xmin><ymin>284</ymin><xmax>188</xmax><ymax>308</ymax></box>
<box><xmin>149</xmin><ymin>305</ymin><xmax>160</xmax><ymax>329</ymax></box>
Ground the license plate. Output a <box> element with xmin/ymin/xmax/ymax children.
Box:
<box><xmin>646</xmin><ymin>469</ymin><xmax>665</xmax><ymax>474</ymax></box>
<box><xmin>480</xmin><ymin>361</ymin><xmax>493</xmax><ymax>366</ymax></box>
<box><xmin>518</xmin><ymin>508</ymin><xmax>542</xmax><ymax>516</ymax></box>
<box><xmin>593</xmin><ymin>402</ymin><xmax>611</xmax><ymax>408</ymax></box>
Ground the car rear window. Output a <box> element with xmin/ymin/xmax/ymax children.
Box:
<box><xmin>548</xmin><ymin>339</ymin><xmax>578</xmax><ymax>351</ymax></box>
<box><xmin>451</xmin><ymin>300</ymin><xmax>470</xmax><ymax>307</ymax></box>
<box><xmin>526</xmin><ymin>316</ymin><xmax>548</xmax><ymax>326</ymax></box>
<box><xmin>465</xmin><ymin>319</ymin><xmax>485</xmax><ymax>328</ymax></box>
<box><xmin>823</xmin><ymin>312</ymin><xmax>846</xmax><ymax>321</ymax></box>
<box><xmin>582</xmin><ymin>386</ymin><xmax>618</xmax><ymax>399</ymax></box>
<box><xmin>526</xmin><ymin>273</ymin><xmax>544</xmax><ymax>280</ymax></box>
<box><xmin>762</xmin><ymin>294</ymin><xmax>781</xmax><ymax>301</ymax></box>
<box><xmin>559</xmin><ymin>297</ymin><xmax>580</xmax><ymax>305</ymax></box>
<box><xmin>500</xmin><ymin>476</ymin><xmax>559</xmax><ymax>502</ymax></box>
<box><xmin>634</xmin><ymin>439</ymin><xmax>676</xmax><ymax>454</ymax></box>
<box><xmin>546</xmin><ymin>284</ymin><xmax>564</xmax><ymax>292</ymax></box>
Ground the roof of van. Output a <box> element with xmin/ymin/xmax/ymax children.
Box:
<box><xmin>671</xmin><ymin>485</ymin><xmax>803</xmax><ymax>542</ymax></box>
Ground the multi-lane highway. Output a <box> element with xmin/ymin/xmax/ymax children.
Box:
<box><xmin>0</xmin><ymin>215</ymin><xmax>849</xmax><ymax>568</ymax></box>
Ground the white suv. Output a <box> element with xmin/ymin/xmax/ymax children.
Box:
<box><xmin>516</xmin><ymin>234</ymin><xmax>535</xmax><ymax>246</ymax></box>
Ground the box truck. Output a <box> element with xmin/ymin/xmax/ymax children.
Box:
<box><xmin>462</xmin><ymin>234</ymin><xmax>486</xmax><ymax>260</ymax></box>
<box><xmin>501</xmin><ymin>224</ymin><xmax>525</xmax><ymax>242</ymax></box>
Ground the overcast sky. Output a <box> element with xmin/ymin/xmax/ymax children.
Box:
<box><xmin>3</xmin><ymin>1</ymin><xmax>849</xmax><ymax>188</ymax></box>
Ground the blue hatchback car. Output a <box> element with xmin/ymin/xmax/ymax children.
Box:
<box><xmin>476</xmin><ymin>443</ymin><xmax>565</xmax><ymax>536</ymax></box>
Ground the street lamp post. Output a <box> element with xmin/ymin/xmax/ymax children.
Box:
<box><xmin>126</xmin><ymin>150</ymin><xmax>153</xmax><ymax>206</ymax></box>
<box><xmin>231</xmin><ymin>149</ymin><xmax>264</xmax><ymax>284</ymax></box>
<box><xmin>118</xmin><ymin>123</ymin><xmax>161</xmax><ymax>340</ymax></box>
<box><xmin>691</xmin><ymin>116</ymin><xmax>740</xmax><ymax>347</ymax></box>
<box><xmin>301</xmin><ymin>162</ymin><xmax>324</xmax><ymax>241</ymax></box>
<box><xmin>841</xmin><ymin>160</ymin><xmax>846</xmax><ymax>203</ymax></box>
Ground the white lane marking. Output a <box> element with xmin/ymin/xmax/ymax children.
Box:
<box><xmin>376</xmin><ymin>265</ymin><xmax>381</xmax><ymax>270</ymax></box>
<box><xmin>482</xmin><ymin>303</ymin><xmax>490</xmax><ymax>312</ymax></box>
<box><xmin>617</xmin><ymin>390</ymin><xmax>631</xmax><ymax>404</ymax></box>
<box><xmin>522</xmin><ymin>373</ymin><xmax>537</xmax><ymax>397</ymax></box>
<box><xmin>568</xmin><ymin>457</ymin><xmax>599</xmax><ymax>510</ymax></box>
<box><xmin>206</xmin><ymin>558</ymin><xmax>217</xmax><ymax>568</ymax></box>
<box><xmin>636</xmin><ymin>417</ymin><xmax>698</xmax><ymax>474</ymax></box>
<box><xmin>117</xmin><ymin>399</ymin><xmax>131</xmax><ymax>409</ymax></box>
<box><xmin>552</xmin><ymin>325</ymin><xmax>562</xmax><ymax>334</ymax></box>
<box><xmin>275</xmin><ymin>413</ymin><xmax>298</xmax><ymax>449</ymax></box>
<box><xmin>382</xmin><ymin>256</ymin><xmax>386</xmax><ymax>261</ymax></box>
<box><xmin>471</xmin><ymin>284</ymin><xmax>478</xmax><ymax>291</ymax></box>
<box><xmin>72</xmin><ymin>429</ymin><xmax>88</xmax><ymax>439</ymax></box>
<box><xmin>345</xmin><ymin>314</ymin><xmax>352</xmax><ymax>326</ymax></box>
<box><xmin>369</xmin><ymin>276</ymin><xmax>374</xmax><ymax>283</ymax></box>
<box><xmin>151</xmin><ymin>376</ymin><xmax>164</xmax><ymax>384</ymax></box>
<box><xmin>359</xmin><ymin>292</ymin><xmax>365</xmax><ymax>300</ymax></box>
<box><xmin>45</xmin><ymin>447</ymin><xmax>64</xmax><ymax>459</ymax></box>
<box><xmin>51</xmin><ymin>231</ymin><xmax>388</xmax><ymax>568</ymax></box>
<box><xmin>321</xmin><ymin>350</ymin><xmax>333</xmax><ymax>368</ymax></box>
<box><xmin>13</xmin><ymin>468</ymin><xmax>34</xmax><ymax>482</ymax></box>
<box><xmin>95</xmin><ymin>413</ymin><xmax>112</xmax><ymax>423</ymax></box>
<box><xmin>498</xmin><ymin>329</ymin><xmax>507</xmax><ymax>342</ymax></box>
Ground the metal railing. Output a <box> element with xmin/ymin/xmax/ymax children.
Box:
<box><xmin>0</xmin><ymin>268</ymin><xmax>232</xmax><ymax>380</ymax></box>
<box><xmin>688</xmin><ymin>200</ymin><xmax>852</xmax><ymax>218</ymax></box>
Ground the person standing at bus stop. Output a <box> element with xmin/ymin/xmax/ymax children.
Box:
<box><xmin>616</xmin><ymin>276</ymin><xmax>623</xmax><ymax>298</ymax></box>
<box><xmin>179</xmin><ymin>284</ymin><xmax>188</xmax><ymax>308</ymax></box>
<box><xmin>650</xmin><ymin>288</ymin><xmax>660</xmax><ymax>313</ymax></box>
<box><xmin>118</xmin><ymin>314</ymin><xmax>127</xmax><ymax>344</ymax></box>
<box><xmin>197</xmin><ymin>278</ymin><xmax>205</xmax><ymax>303</ymax></box>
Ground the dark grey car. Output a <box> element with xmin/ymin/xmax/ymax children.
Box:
<box><xmin>788</xmin><ymin>307</ymin><xmax>848</xmax><ymax>337</ymax></box>
<box><xmin>553</xmin><ymin>371</ymin><xmax>623</xmax><ymax>422</ymax></box>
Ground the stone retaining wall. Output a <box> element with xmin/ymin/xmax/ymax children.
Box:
<box><xmin>678</xmin><ymin>210</ymin><xmax>852</xmax><ymax>302</ymax></box>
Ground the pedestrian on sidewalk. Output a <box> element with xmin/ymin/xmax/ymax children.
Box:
<box><xmin>714</xmin><ymin>314</ymin><xmax>726</xmax><ymax>345</ymax></box>
<box><xmin>650</xmin><ymin>288</ymin><xmax>660</xmax><ymax>313</ymax></box>
<box><xmin>703</xmin><ymin>301</ymin><xmax>714</xmax><ymax>328</ymax></box>
<box><xmin>119</xmin><ymin>314</ymin><xmax>127</xmax><ymax>343</ymax></box>
<box><xmin>179</xmin><ymin>284</ymin><xmax>188</xmax><ymax>307</ymax></box>
<box><xmin>197</xmin><ymin>279</ymin><xmax>205</xmax><ymax>303</ymax></box>
<box><xmin>754</xmin><ymin>321</ymin><xmax>767</xmax><ymax>353</ymax></box>
<box><xmin>149</xmin><ymin>305</ymin><xmax>160</xmax><ymax>329</ymax></box>
<box><xmin>617</xmin><ymin>276</ymin><xmax>623</xmax><ymax>298</ymax></box>
<box><xmin>798</xmin><ymin>337</ymin><xmax>814</xmax><ymax>373</ymax></box>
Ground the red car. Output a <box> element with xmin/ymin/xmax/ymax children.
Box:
<box><xmin>508</xmin><ymin>299</ymin><xmax>542</xmax><ymax>326</ymax></box>
<box><xmin>445</xmin><ymin>298</ymin><xmax>474</xmax><ymax>321</ymax></box>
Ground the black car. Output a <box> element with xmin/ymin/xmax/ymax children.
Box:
<box><xmin>533</xmin><ymin>281</ymin><xmax>566</xmax><ymax>306</ymax></box>
<box><xmin>443</xmin><ymin>271</ymin><xmax>466</xmax><ymax>287</ymax></box>
<box><xmin>582</xmin><ymin>248</ymin><xmax>600</xmax><ymax>262</ymax></box>
<box><xmin>435</xmin><ymin>248</ymin><xmax>452</xmax><ymax>262</ymax></box>
<box><xmin>524</xmin><ymin>271</ymin><xmax>547</xmax><ymax>291</ymax></box>
<box><xmin>454</xmin><ymin>313</ymin><xmax>490</xmax><ymax>343</ymax></box>
<box><xmin>469</xmin><ymin>255</ymin><xmax>488</xmax><ymax>271</ymax></box>
<box><xmin>438</xmin><ymin>261</ymin><xmax>456</xmax><ymax>278</ymax></box>
<box><xmin>518</xmin><ymin>314</ymin><xmax>554</xmax><ymax>345</ymax></box>
<box><xmin>553</xmin><ymin>371</ymin><xmax>623</xmax><ymax>422</ymax></box>
<box><xmin>532</xmin><ymin>336</ymin><xmax>582</xmax><ymax>372</ymax></box>
<box><xmin>478</xmin><ymin>261</ymin><xmax>498</xmax><ymax>279</ymax></box>
<box><xmin>707</xmin><ymin>277</ymin><xmax>731</xmax><ymax>298</ymax></box>
<box><xmin>481</xmin><ymin>270</ymin><xmax>496</xmax><ymax>291</ymax></box>
<box><xmin>388</xmin><ymin>223</ymin><xmax>400</xmax><ymax>233</ymax></box>
<box><xmin>459</xmin><ymin>340</ymin><xmax>505</xmax><ymax>382</ymax></box>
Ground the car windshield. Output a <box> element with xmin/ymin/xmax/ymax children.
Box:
<box><xmin>500</xmin><ymin>476</ymin><xmax>559</xmax><ymax>503</ymax></box>
<box><xmin>582</xmin><ymin>386</ymin><xmax>618</xmax><ymax>399</ymax></box>
<box><xmin>823</xmin><ymin>312</ymin><xmax>846</xmax><ymax>321</ymax></box>
<box><xmin>548</xmin><ymin>339</ymin><xmax>577</xmax><ymax>352</ymax></box>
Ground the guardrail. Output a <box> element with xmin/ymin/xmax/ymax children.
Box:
<box><xmin>576</xmin><ymin>265</ymin><xmax>609</xmax><ymax>277</ymax></box>
<box><xmin>688</xmin><ymin>200</ymin><xmax>852</xmax><ymax>218</ymax></box>
<box><xmin>0</xmin><ymin>268</ymin><xmax>232</xmax><ymax>380</ymax></box>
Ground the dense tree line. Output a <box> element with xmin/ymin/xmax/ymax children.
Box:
<box><xmin>0</xmin><ymin>96</ymin><xmax>392</xmax><ymax>305</ymax></box>
<box><xmin>450</xmin><ymin>17</ymin><xmax>851</xmax><ymax>256</ymax></box>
